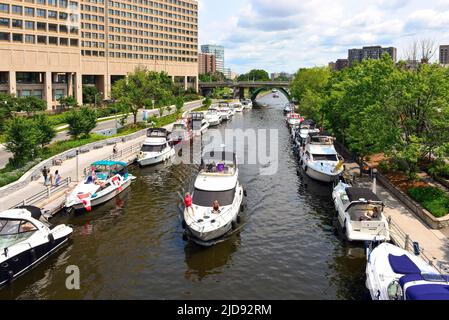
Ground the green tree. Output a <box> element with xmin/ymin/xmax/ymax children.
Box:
<box><xmin>57</xmin><ymin>96</ymin><xmax>79</xmax><ymax>109</ymax></box>
<box><xmin>175</xmin><ymin>96</ymin><xmax>185</xmax><ymax>118</ymax></box>
<box><xmin>199</xmin><ymin>72</ymin><xmax>226</xmax><ymax>82</ymax></box>
<box><xmin>4</xmin><ymin>117</ymin><xmax>39</xmax><ymax>165</ymax></box>
<box><xmin>33</xmin><ymin>114</ymin><xmax>56</xmax><ymax>149</ymax></box>
<box><xmin>202</xmin><ymin>97</ymin><xmax>212</xmax><ymax>109</ymax></box>
<box><xmin>112</xmin><ymin>68</ymin><xmax>173</xmax><ymax>124</ymax></box>
<box><xmin>82</xmin><ymin>86</ymin><xmax>100</xmax><ymax>106</ymax></box>
<box><xmin>66</xmin><ymin>107</ymin><xmax>97</xmax><ymax>139</ymax></box>
<box><xmin>16</xmin><ymin>96</ymin><xmax>47</xmax><ymax>116</ymax></box>
<box><xmin>237</xmin><ymin>69</ymin><xmax>270</xmax><ymax>82</ymax></box>
<box><xmin>0</xmin><ymin>93</ymin><xmax>18</xmax><ymax>131</ymax></box>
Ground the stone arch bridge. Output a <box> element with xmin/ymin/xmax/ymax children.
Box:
<box><xmin>199</xmin><ymin>81</ymin><xmax>291</xmax><ymax>101</ymax></box>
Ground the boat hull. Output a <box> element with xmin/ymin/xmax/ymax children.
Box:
<box><xmin>70</xmin><ymin>178</ymin><xmax>132</xmax><ymax>210</ymax></box>
<box><xmin>0</xmin><ymin>235</ymin><xmax>70</xmax><ymax>287</ymax></box>
<box><xmin>137</xmin><ymin>148</ymin><xmax>175</xmax><ymax>166</ymax></box>
<box><xmin>304</xmin><ymin>165</ymin><xmax>340</xmax><ymax>183</ymax></box>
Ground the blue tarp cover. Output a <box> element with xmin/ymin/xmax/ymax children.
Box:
<box><xmin>406</xmin><ymin>284</ymin><xmax>449</xmax><ymax>300</ymax></box>
<box><xmin>388</xmin><ymin>254</ymin><xmax>421</xmax><ymax>274</ymax></box>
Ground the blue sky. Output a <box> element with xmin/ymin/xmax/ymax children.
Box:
<box><xmin>198</xmin><ymin>0</ymin><xmax>449</xmax><ymax>74</ymax></box>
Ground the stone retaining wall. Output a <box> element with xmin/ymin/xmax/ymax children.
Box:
<box><xmin>0</xmin><ymin>128</ymin><xmax>148</xmax><ymax>196</ymax></box>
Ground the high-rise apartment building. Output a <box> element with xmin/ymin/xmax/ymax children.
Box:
<box><xmin>0</xmin><ymin>0</ymin><xmax>199</xmax><ymax>109</ymax></box>
<box><xmin>201</xmin><ymin>44</ymin><xmax>223</xmax><ymax>74</ymax></box>
<box><xmin>440</xmin><ymin>45</ymin><xmax>449</xmax><ymax>65</ymax></box>
<box><xmin>348</xmin><ymin>46</ymin><xmax>397</xmax><ymax>66</ymax></box>
<box><xmin>198</xmin><ymin>52</ymin><xmax>215</xmax><ymax>74</ymax></box>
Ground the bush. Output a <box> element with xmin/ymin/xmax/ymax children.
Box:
<box><xmin>4</xmin><ymin>117</ymin><xmax>39</xmax><ymax>166</ymax></box>
<box><xmin>34</xmin><ymin>115</ymin><xmax>56</xmax><ymax>148</ymax></box>
<box><xmin>66</xmin><ymin>107</ymin><xmax>97</xmax><ymax>138</ymax></box>
<box><xmin>408</xmin><ymin>186</ymin><xmax>449</xmax><ymax>218</ymax></box>
<box><xmin>429</xmin><ymin>159</ymin><xmax>449</xmax><ymax>179</ymax></box>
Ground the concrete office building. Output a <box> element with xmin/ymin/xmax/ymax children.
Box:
<box><xmin>348</xmin><ymin>46</ymin><xmax>397</xmax><ymax>66</ymax></box>
<box><xmin>201</xmin><ymin>44</ymin><xmax>223</xmax><ymax>74</ymax></box>
<box><xmin>440</xmin><ymin>45</ymin><xmax>449</xmax><ymax>65</ymax></box>
<box><xmin>198</xmin><ymin>52</ymin><xmax>215</xmax><ymax>74</ymax></box>
<box><xmin>0</xmin><ymin>0</ymin><xmax>198</xmax><ymax>109</ymax></box>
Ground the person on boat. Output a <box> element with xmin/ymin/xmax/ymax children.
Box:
<box><xmin>184</xmin><ymin>193</ymin><xmax>194</xmax><ymax>214</ymax></box>
<box><xmin>212</xmin><ymin>200</ymin><xmax>221</xmax><ymax>214</ymax></box>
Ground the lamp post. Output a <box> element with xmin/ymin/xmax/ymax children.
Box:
<box><xmin>76</xmin><ymin>149</ymin><xmax>79</xmax><ymax>182</ymax></box>
<box><xmin>372</xmin><ymin>168</ymin><xmax>378</xmax><ymax>195</ymax></box>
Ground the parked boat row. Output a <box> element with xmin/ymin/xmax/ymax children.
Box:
<box><xmin>285</xmin><ymin>104</ymin><xmax>449</xmax><ymax>300</ymax></box>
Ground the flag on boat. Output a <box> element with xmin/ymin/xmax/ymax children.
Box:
<box><xmin>77</xmin><ymin>193</ymin><xmax>92</xmax><ymax>211</ymax></box>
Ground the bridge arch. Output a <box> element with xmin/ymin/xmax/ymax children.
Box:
<box><xmin>250</xmin><ymin>87</ymin><xmax>291</xmax><ymax>101</ymax></box>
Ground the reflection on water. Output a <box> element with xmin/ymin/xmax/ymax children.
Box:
<box><xmin>0</xmin><ymin>93</ymin><xmax>368</xmax><ymax>300</ymax></box>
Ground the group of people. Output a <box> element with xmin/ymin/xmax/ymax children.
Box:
<box><xmin>42</xmin><ymin>166</ymin><xmax>62</xmax><ymax>187</ymax></box>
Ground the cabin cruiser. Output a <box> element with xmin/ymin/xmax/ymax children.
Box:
<box><xmin>66</xmin><ymin>161</ymin><xmax>135</xmax><ymax>211</ymax></box>
<box><xmin>204</xmin><ymin>107</ymin><xmax>222</xmax><ymax>126</ymax></box>
<box><xmin>190</xmin><ymin>112</ymin><xmax>210</xmax><ymax>136</ymax></box>
<box><xmin>232</xmin><ymin>102</ymin><xmax>244</xmax><ymax>113</ymax></box>
<box><xmin>333</xmin><ymin>183</ymin><xmax>390</xmax><ymax>242</ymax></box>
<box><xmin>284</xmin><ymin>103</ymin><xmax>294</xmax><ymax>114</ymax></box>
<box><xmin>171</xmin><ymin>117</ymin><xmax>193</xmax><ymax>146</ymax></box>
<box><xmin>182</xmin><ymin>151</ymin><xmax>245</xmax><ymax>245</ymax></box>
<box><xmin>299</xmin><ymin>132</ymin><xmax>344</xmax><ymax>183</ymax></box>
<box><xmin>218</xmin><ymin>104</ymin><xmax>233</xmax><ymax>121</ymax></box>
<box><xmin>241</xmin><ymin>99</ymin><xmax>253</xmax><ymax>110</ymax></box>
<box><xmin>0</xmin><ymin>206</ymin><xmax>73</xmax><ymax>287</ymax></box>
<box><xmin>366</xmin><ymin>242</ymin><xmax>449</xmax><ymax>300</ymax></box>
<box><xmin>293</xmin><ymin>120</ymin><xmax>320</xmax><ymax>147</ymax></box>
<box><xmin>137</xmin><ymin>128</ymin><xmax>175</xmax><ymax>166</ymax></box>
<box><xmin>286</xmin><ymin>113</ymin><xmax>304</xmax><ymax>129</ymax></box>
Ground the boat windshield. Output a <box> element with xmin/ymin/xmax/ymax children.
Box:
<box><xmin>147</xmin><ymin>130</ymin><xmax>167</xmax><ymax>138</ymax></box>
<box><xmin>312</xmin><ymin>154</ymin><xmax>338</xmax><ymax>161</ymax></box>
<box><xmin>192</xmin><ymin>188</ymin><xmax>236</xmax><ymax>207</ymax></box>
<box><xmin>0</xmin><ymin>219</ymin><xmax>37</xmax><ymax>249</ymax></box>
<box><xmin>141</xmin><ymin>144</ymin><xmax>165</xmax><ymax>153</ymax></box>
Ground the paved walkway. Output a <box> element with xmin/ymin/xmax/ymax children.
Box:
<box><xmin>0</xmin><ymin>100</ymin><xmax>204</xmax><ymax>211</ymax></box>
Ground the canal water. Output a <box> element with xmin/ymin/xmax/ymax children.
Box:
<box><xmin>0</xmin><ymin>93</ymin><xmax>368</xmax><ymax>300</ymax></box>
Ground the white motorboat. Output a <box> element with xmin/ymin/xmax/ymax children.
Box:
<box><xmin>284</xmin><ymin>103</ymin><xmax>294</xmax><ymax>114</ymax></box>
<box><xmin>285</xmin><ymin>113</ymin><xmax>304</xmax><ymax>129</ymax></box>
<box><xmin>333</xmin><ymin>182</ymin><xmax>390</xmax><ymax>242</ymax></box>
<box><xmin>366</xmin><ymin>242</ymin><xmax>449</xmax><ymax>300</ymax></box>
<box><xmin>293</xmin><ymin>120</ymin><xmax>320</xmax><ymax>147</ymax></box>
<box><xmin>0</xmin><ymin>206</ymin><xmax>73</xmax><ymax>287</ymax></box>
<box><xmin>232</xmin><ymin>102</ymin><xmax>244</xmax><ymax>112</ymax></box>
<box><xmin>204</xmin><ymin>107</ymin><xmax>222</xmax><ymax>126</ymax></box>
<box><xmin>137</xmin><ymin>128</ymin><xmax>175</xmax><ymax>166</ymax></box>
<box><xmin>190</xmin><ymin>112</ymin><xmax>210</xmax><ymax>136</ymax></box>
<box><xmin>171</xmin><ymin>117</ymin><xmax>193</xmax><ymax>146</ymax></box>
<box><xmin>65</xmin><ymin>161</ymin><xmax>134</xmax><ymax>211</ymax></box>
<box><xmin>182</xmin><ymin>151</ymin><xmax>245</xmax><ymax>245</ymax></box>
<box><xmin>218</xmin><ymin>103</ymin><xmax>233</xmax><ymax>121</ymax></box>
<box><xmin>241</xmin><ymin>99</ymin><xmax>253</xmax><ymax>110</ymax></box>
<box><xmin>299</xmin><ymin>132</ymin><xmax>344</xmax><ymax>183</ymax></box>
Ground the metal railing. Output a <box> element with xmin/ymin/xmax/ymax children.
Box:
<box><xmin>8</xmin><ymin>177</ymin><xmax>71</xmax><ymax>209</ymax></box>
<box><xmin>82</xmin><ymin>141</ymin><xmax>143</xmax><ymax>176</ymax></box>
<box><xmin>387</xmin><ymin>216</ymin><xmax>449</xmax><ymax>274</ymax></box>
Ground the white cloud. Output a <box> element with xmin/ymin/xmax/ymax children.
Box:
<box><xmin>199</xmin><ymin>0</ymin><xmax>449</xmax><ymax>74</ymax></box>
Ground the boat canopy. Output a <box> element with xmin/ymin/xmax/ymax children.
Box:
<box><xmin>18</xmin><ymin>206</ymin><xmax>42</xmax><ymax>220</ymax></box>
<box><xmin>92</xmin><ymin>161</ymin><xmax>127</xmax><ymax>168</ymax></box>
<box><xmin>346</xmin><ymin>187</ymin><xmax>381</xmax><ymax>203</ymax></box>
<box><xmin>147</xmin><ymin>128</ymin><xmax>169</xmax><ymax>137</ymax></box>
<box><xmin>398</xmin><ymin>273</ymin><xmax>449</xmax><ymax>300</ymax></box>
<box><xmin>190</xmin><ymin>112</ymin><xmax>204</xmax><ymax>120</ymax></box>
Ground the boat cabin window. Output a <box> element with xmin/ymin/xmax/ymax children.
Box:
<box><xmin>0</xmin><ymin>219</ymin><xmax>38</xmax><ymax>249</ymax></box>
<box><xmin>312</xmin><ymin>154</ymin><xmax>338</xmax><ymax>161</ymax></box>
<box><xmin>193</xmin><ymin>188</ymin><xmax>236</xmax><ymax>207</ymax></box>
<box><xmin>141</xmin><ymin>144</ymin><xmax>165</xmax><ymax>153</ymax></box>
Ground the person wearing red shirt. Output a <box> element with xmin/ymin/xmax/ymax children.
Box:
<box><xmin>184</xmin><ymin>193</ymin><xmax>194</xmax><ymax>214</ymax></box>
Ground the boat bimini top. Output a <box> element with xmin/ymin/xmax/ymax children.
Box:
<box><xmin>344</xmin><ymin>187</ymin><xmax>384</xmax><ymax>212</ymax></box>
<box><xmin>147</xmin><ymin>128</ymin><xmax>169</xmax><ymax>138</ymax></box>
<box><xmin>308</xmin><ymin>132</ymin><xmax>335</xmax><ymax>145</ymax></box>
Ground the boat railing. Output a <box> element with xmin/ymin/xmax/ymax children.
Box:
<box><xmin>8</xmin><ymin>177</ymin><xmax>72</xmax><ymax>209</ymax></box>
<box><xmin>387</xmin><ymin>216</ymin><xmax>449</xmax><ymax>274</ymax></box>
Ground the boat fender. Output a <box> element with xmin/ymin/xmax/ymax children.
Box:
<box><xmin>240</xmin><ymin>204</ymin><xmax>244</xmax><ymax>212</ymax></box>
<box><xmin>231</xmin><ymin>221</ymin><xmax>238</xmax><ymax>230</ymax></box>
<box><xmin>236</xmin><ymin>215</ymin><xmax>241</xmax><ymax>224</ymax></box>
<box><xmin>30</xmin><ymin>248</ymin><xmax>37</xmax><ymax>262</ymax></box>
<box><xmin>181</xmin><ymin>220</ymin><xmax>187</xmax><ymax>229</ymax></box>
<box><xmin>304</xmin><ymin>166</ymin><xmax>308</xmax><ymax>172</ymax></box>
<box><xmin>243</xmin><ymin>189</ymin><xmax>247</xmax><ymax>197</ymax></box>
<box><xmin>48</xmin><ymin>233</ymin><xmax>55</xmax><ymax>244</ymax></box>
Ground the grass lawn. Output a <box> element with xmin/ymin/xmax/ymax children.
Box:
<box><xmin>408</xmin><ymin>186</ymin><xmax>449</xmax><ymax>218</ymax></box>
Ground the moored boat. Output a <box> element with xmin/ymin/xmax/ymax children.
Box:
<box><xmin>65</xmin><ymin>161</ymin><xmax>134</xmax><ymax>211</ymax></box>
<box><xmin>0</xmin><ymin>206</ymin><xmax>73</xmax><ymax>287</ymax></box>
<box><xmin>137</xmin><ymin>128</ymin><xmax>175</xmax><ymax>166</ymax></box>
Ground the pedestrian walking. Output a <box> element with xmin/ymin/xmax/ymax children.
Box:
<box><xmin>42</xmin><ymin>166</ymin><xmax>50</xmax><ymax>186</ymax></box>
<box><xmin>113</xmin><ymin>143</ymin><xmax>118</xmax><ymax>156</ymax></box>
<box><xmin>54</xmin><ymin>170</ymin><xmax>61</xmax><ymax>186</ymax></box>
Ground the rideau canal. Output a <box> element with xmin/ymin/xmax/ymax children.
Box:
<box><xmin>0</xmin><ymin>93</ymin><xmax>368</xmax><ymax>300</ymax></box>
